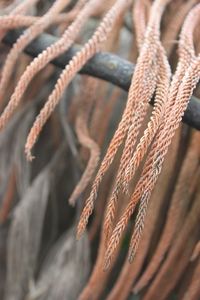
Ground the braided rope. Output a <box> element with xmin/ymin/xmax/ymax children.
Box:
<box><xmin>103</xmin><ymin>0</ymin><xmax>171</xmax><ymax>244</ymax></box>
<box><xmin>0</xmin><ymin>0</ymin><xmax>72</xmax><ymax>104</ymax></box>
<box><xmin>78</xmin><ymin>0</ymin><xmax>170</xmax><ymax>241</ymax></box>
<box><xmin>24</xmin><ymin>0</ymin><xmax>132</xmax><ymax>238</ymax></box>
<box><xmin>0</xmin><ymin>0</ymin><xmax>40</xmax><ymax>41</ymax></box>
<box><xmin>0</xmin><ymin>13</ymin><xmax>80</xmax><ymax>30</ymax></box>
<box><xmin>104</xmin><ymin>3</ymin><xmax>200</xmax><ymax>267</ymax></box>
<box><xmin>0</xmin><ymin>0</ymin><xmax>99</xmax><ymax>130</ymax></box>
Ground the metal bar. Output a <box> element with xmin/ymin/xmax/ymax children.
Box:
<box><xmin>3</xmin><ymin>30</ymin><xmax>200</xmax><ymax>130</ymax></box>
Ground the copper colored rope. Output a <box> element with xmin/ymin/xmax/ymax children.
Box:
<box><xmin>104</xmin><ymin>0</ymin><xmax>171</xmax><ymax>262</ymax></box>
<box><xmin>0</xmin><ymin>0</ymin><xmax>99</xmax><ymax>131</ymax></box>
<box><xmin>0</xmin><ymin>0</ymin><xmax>72</xmax><ymax>105</ymax></box>
<box><xmin>129</xmin><ymin>4</ymin><xmax>200</xmax><ymax>261</ymax></box>
<box><xmin>133</xmin><ymin>0</ymin><xmax>150</xmax><ymax>48</ymax></box>
<box><xmin>25</xmin><ymin>0</ymin><xmax>131</xmax><ymax>162</ymax></box>
<box><xmin>106</xmin><ymin>56</ymin><xmax>200</xmax><ymax>268</ymax></box>
<box><xmin>7</xmin><ymin>0</ymin><xmax>40</xmax><ymax>15</ymax></box>
<box><xmin>0</xmin><ymin>13</ymin><xmax>79</xmax><ymax>30</ymax></box>
<box><xmin>78</xmin><ymin>0</ymin><xmax>170</xmax><ymax>241</ymax></box>
<box><xmin>104</xmin><ymin>3</ymin><xmax>200</xmax><ymax>267</ymax></box>
<box><xmin>106</xmin><ymin>127</ymin><xmax>181</xmax><ymax>300</ymax></box>
<box><xmin>78</xmin><ymin>176</ymin><xmax>125</xmax><ymax>300</ymax></box>
<box><xmin>0</xmin><ymin>0</ymin><xmax>40</xmax><ymax>41</ymax></box>
<box><xmin>103</xmin><ymin>0</ymin><xmax>153</xmax><ymax>241</ymax></box>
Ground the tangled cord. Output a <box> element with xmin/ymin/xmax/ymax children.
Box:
<box><xmin>0</xmin><ymin>0</ymin><xmax>74</xmax><ymax>106</ymax></box>
<box><xmin>23</xmin><ymin>0</ymin><xmax>131</xmax><ymax>158</ymax></box>
<box><xmin>77</xmin><ymin>0</ymin><xmax>170</xmax><ymax>240</ymax></box>
<box><xmin>0</xmin><ymin>0</ymin><xmax>100</xmax><ymax>130</ymax></box>
<box><xmin>104</xmin><ymin>3</ymin><xmax>200</xmax><ymax>267</ymax></box>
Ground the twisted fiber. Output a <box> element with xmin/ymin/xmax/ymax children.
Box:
<box><xmin>68</xmin><ymin>77</ymin><xmax>100</xmax><ymax>206</ymax></box>
<box><xmin>133</xmin><ymin>132</ymin><xmax>200</xmax><ymax>293</ymax></box>
<box><xmin>78</xmin><ymin>176</ymin><xmax>124</xmax><ymax>300</ymax></box>
<box><xmin>88</xmin><ymin>171</ymin><xmax>109</xmax><ymax>241</ymax></box>
<box><xmin>0</xmin><ymin>0</ymin><xmax>71</xmax><ymax>104</ymax></box>
<box><xmin>25</xmin><ymin>0</ymin><xmax>131</xmax><ymax>164</ymax></box>
<box><xmin>128</xmin><ymin>191</ymin><xmax>151</xmax><ymax>262</ymax></box>
<box><xmin>0</xmin><ymin>0</ymin><xmax>98</xmax><ymax>131</ymax></box>
<box><xmin>133</xmin><ymin>0</ymin><xmax>151</xmax><ymax>48</ymax></box>
<box><xmin>8</xmin><ymin>0</ymin><xmax>40</xmax><ymax>15</ymax></box>
<box><xmin>88</xmin><ymin>10</ymin><xmax>124</xmax><ymax>143</ymax></box>
<box><xmin>88</xmin><ymin>142</ymin><xmax>122</xmax><ymax>243</ymax></box>
<box><xmin>122</xmin><ymin>144</ymin><xmax>164</xmax><ymax>262</ymax></box>
<box><xmin>0</xmin><ymin>0</ymin><xmax>40</xmax><ymax>42</ymax></box>
<box><xmin>88</xmin><ymin>93</ymin><xmax>122</xmax><ymax>240</ymax></box>
<box><xmin>78</xmin><ymin>0</ymin><xmax>167</xmax><ymax>240</ymax></box>
<box><xmin>80</xmin><ymin>40</ymin><xmax>156</xmax><ymax>240</ymax></box>
<box><xmin>122</xmin><ymin>1</ymin><xmax>172</xmax><ymax>157</ymax></box>
<box><xmin>78</xmin><ymin>50</ymin><xmax>140</xmax><ymax>237</ymax></box>
<box><xmin>121</xmin><ymin>0</ymin><xmax>197</xmax><ymax>192</ymax></box>
<box><xmin>130</xmin><ymin>55</ymin><xmax>200</xmax><ymax>251</ymax></box>
<box><xmin>104</xmin><ymin>18</ymin><xmax>200</xmax><ymax>266</ymax></box>
<box><xmin>106</xmin><ymin>128</ymin><xmax>181</xmax><ymax>300</ymax></box>
<box><xmin>142</xmin><ymin>185</ymin><xmax>200</xmax><ymax>300</ymax></box>
<box><xmin>102</xmin><ymin>90</ymin><xmax>153</xmax><ymax>237</ymax></box>
<box><xmin>191</xmin><ymin>240</ymin><xmax>200</xmax><ymax>261</ymax></box>
<box><xmin>128</xmin><ymin>55</ymin><xmax>200</xmax><ymax>263</ymax></box>
<box><xmin>148</xmin><ymin>52</ymin><xmax>198</xmax><ymax>179</ymax></box>
<box><xmin>182</xmin><ymin>259</ymin><xmax>200</xmax><ymax>300</ymax></box>
<box><xmin>0</xmin><ymin>15</ymin><xmax>37</xmax><ymax>29</ymax></box>
<box><xmin>52</xmin><ymin>0</ymin><xmax>131</xmax><ymax>238</ymax></box>
<box><xmin>131</xmin><ymin>0</ymin><xmax>151</xmax><ymax>63</ymax></box>
<box><xmin>124</xmin><ymin>50</ymin><xmax>171</xmax><ymax>260</ymax></box>
<box><xmin>123</xmin><ymin>45</ymin><xmax>170</xmax><ymax>191</ymax></box>
<box><xmin>0</xmin><ymin>13</ymin><xmax>78</xmax><ymax>30</ymax></box>
<box><xmin>104</xmin><ymin>189</ymin><xmax>142</xmax><ymax>268</ymax></box>
<box><xmin>105</xmin><ymin>105</ymin><xmax>159</xmax><ymax>266</ymax></box>
<box><xmin>0</xmin><ymin>0</ymin><xmax>40</xmax><ymax>16</ymax></box>
<box><xmin>0</xmin><ymin>0</ymin><xmax>40</xmax><ymax>31</ymax></box>
<box><xmin>103</xmin><ymin>45</ymin><xmax>158</xmax><ymax>231</ymax></box>
<box><xmin>123</xmin><ymin>1</ymin><xmax>200</xmax><ymax>226</ymax></box>
<box><xmin>108</xmin><ymin>1</ymin><xmax>170</xmax><ymax>193</ymax></box>
<box><xmin>103</xmin><ymin>0</ymin><xmax>170</xmax><ymax>243</ymax></box>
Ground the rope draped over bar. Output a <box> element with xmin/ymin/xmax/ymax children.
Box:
<box><xmin>3</xmin><ymin>29</ymin><xmax>200</xmax><ymax>130</ymax></box>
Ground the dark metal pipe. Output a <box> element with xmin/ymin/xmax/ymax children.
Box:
<box><xmin>3</xmin><ymin>30</ymin><xmax>200</xmax><ymax>130</ymax></box>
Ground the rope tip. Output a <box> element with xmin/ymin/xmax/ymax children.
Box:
<box><xmin>25</xmin><ymin>147</ymin><xmax>35</xmax><ymax>162</ymax></box>
<box><xmin>76</xmin><ymin>225</ymin><xmax>85</xmax><ymax>240</ymax></box>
